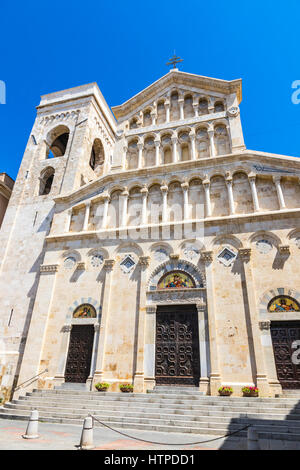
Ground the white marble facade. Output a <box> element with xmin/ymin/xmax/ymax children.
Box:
<box><xmin>0</xmin><ymin>69</ymin><xmax>300</xmax><ymax>399</ymax></box>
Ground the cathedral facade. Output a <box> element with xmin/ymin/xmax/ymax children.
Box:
<box><xmin>1</xmin><ymin>69</ymin><xmax>300</xmax><ymax>400</ymax></box>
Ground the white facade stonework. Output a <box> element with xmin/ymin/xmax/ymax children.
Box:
<box><xmin>1</xmin><ymin>69</ymin><xmax>300</xmax><ymax>399</ymax></box>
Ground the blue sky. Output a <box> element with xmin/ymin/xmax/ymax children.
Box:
<box><xmin>1</xmin><ymin>0</ymin><xmax>300</xmax><ymax>179</ymax></box>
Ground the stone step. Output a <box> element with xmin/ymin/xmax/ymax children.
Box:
<box><xmin>23</xmin><ymin>392</ymin><xmax>300</xmax><ymax>410</ymax></box>
<box><xmin>5</xmin><ymin>397</ymin><xmax>300</xmax><ymax>419</ymax></box>
<box><xmin>29</xmin><ymin>389</ymin><xmax>300</xmax><ymax>406</ymax></box>
<box><xmin>5</xmin><ymin>402</ymin><xmax>300</xmax><ymax>425</ymax></box>
<box><xmin>1</xmin><ymin>406</ymin><xmax>299</xmax><ymax>435</ymax></box>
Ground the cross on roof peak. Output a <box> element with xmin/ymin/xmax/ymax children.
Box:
<box><xmin>166</xmin><ymin>54</ymin><xmax>183</xmax><ymax>70</ymax></box>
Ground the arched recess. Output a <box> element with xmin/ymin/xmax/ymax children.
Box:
<box><xmin>210</xmin><ymin>175</ymin><xmax>229</xmax><ymax>217</ymax></box>
<box><xmin>170</xmin><ymin>91</ymin><xmax>180</xmax><ymax>121</ymax></box>
<box><xmin>148</xmin><ymin>259</ymin><xmax>205</xmax><ymax>291</ymax></box>
<box><xmin>89</xmin><ymin>138</ymin><xmax>105</xmax><ymax>175</ymax></box>
<box><xmin>214</xmin><ymin>125</ymin><xmax>230</xmax><ymax>155</ymax></box>
<box><xmin>161</xmin><ymin>134</ymin><xmax>172</xmax><ymax>164</ymax></box>
<box><xmin>232</xmin><ymin>172</ymin><xmax>253</xmax><ymax>214</ymax></box>
<box><xmin>189</xmin><ymin>178</ymin><xmax>204</xmax><ymax>219</ymax></box>
<box><xmin>168</xmin><ymin>181</ymin><xmax>183</xmax><ymax>222</ymax></box>
<box><xmin>147</xmin><ymin>184</ymin><xmax>162</xmax><ymax>224</ymax></box>
<box><xmin>128</xmin><ymin>186</ymin><xmax>142</xmax><ymax>226</ymax></box>
<box><xmin>46</xmin><ymin>125</ymin><xmax>70</xmax><ymax>158</ymax></box>
<box><xmin>127</xmin><ymin>139</ymin><xmax>139</xmax><ymax>170</ymax></box>
<box><xmin>39</xmin><ymin>166</ymin><xmax>55</xmax><ymax>195</ymax></box>
<box><xmin>256</xmin><ymin>176</ymin><xmax>278</xmax><ymax>211</ymax></box>
<box><xmin>144</xmin><ymin>136</ymin><xmax>156</xmax><ymax>167</ymax></box>
<box><xmin>178</xmin><ymin>131</ymin><xmax>190</xmax><ymax>161</ymax></box>
<box><xmin>184</xmin><ymin>94</ymin><xmax>194</xmax><ymax>118</ymax></box>
<box><xmin>198</xmin><ymin>98</ymin><xmax>209</xmax><ymax>115</ymax></box>
<box><xmin>108</xmin><ymin>189</ymin><xmax>121</xmax><ymax>228</ymax></box>
<box><xmin>156</xmin><ymin>100</ymin><xmax>166</xmax><ymax>124</ymax></box>
<box><xmin>195</xmin><ymin>128</ymin><xmax>209</xmax><ymax>159</ymax></box>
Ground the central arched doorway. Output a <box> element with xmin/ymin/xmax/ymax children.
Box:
<box><xmin>155</xmin><ymin>304</ymin><xmax>200</xmax><ymax>386</ymax></box>
<box><xmin>65</xmin><ymin>304</ymin><xmax>96</xmax><ymax>383</ymax></box>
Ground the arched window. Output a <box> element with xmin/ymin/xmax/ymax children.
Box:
<box><xmin>214</xmin><ymin>101</ymin><xmax>225</xmax><ymax>113</ymax></box>
<box><xmin>198</xmin><ymin>98</ymin><xmax>208</xmax><ymax>115</ymax></box>
<box><xmin>143</xmin><ymin>109</ymin><xmax>152</xmax><ymax>127</ymax></box>
<box><xmin>39</xmin><ymin>167</ymin><xmax>55</xmax><ymax>195</ymax></box>
<box><xmin>268</xmin><ymin>296</ymin><xmax>300</xmax><ymax>312</ymax></box>
<box><xmin>90</xmin><ymin>138</ymin><xmax>105</xmax><ymax>174</ymax></box>
<box><xmin>214</xmin><ymin>125</ymin><xmax>230</xmax><ymax>155</ymax></box>
<box><xmin>129</xmin><ymin>117</ymin><xmax>139</xmax><ymax>129</ymax></box>
<box><xmin>73</xmin><ymin>303</ymin><xmax>97</xmax><ymax>318</ymax></box>
<box><xmin>47</xmin><ymin>125</ymin><xmax>69</xmax><ymax>158</ymax></box>
<box><xmin>157</xmin><ymin>271</ymin><xmax>195</xmax><ymax>289</ymax></box>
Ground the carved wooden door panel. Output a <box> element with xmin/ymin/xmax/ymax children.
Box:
<box><xmin>271</xmin><ymin>321</ymin><xmax>300</xmax><ymax>389</ymax></box>
<box><xmin>65</xmin><ymin>325</ymin><xmax>94</xmax><ymax>383</ymax></box>
<box><xmin>155</xmin><ymin>305</ymin><xmax>200</xmax><ymax>385</ymax></box>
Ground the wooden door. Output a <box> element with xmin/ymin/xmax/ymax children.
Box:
<box><xmin>65</xmin><ymin>325</ymin><xmax>94</xmax><ymax>383</ymax></box>
<box><xmin>271</xmin><ymin>321</ymin><xmax>300</xmax><ymax>389</ymax></box>
<box><xmin>155</xmin><ymin>305</ymin><xmax>200</xmax><ymax>386</ymax></box>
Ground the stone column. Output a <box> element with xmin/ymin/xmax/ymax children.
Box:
<box><xmin>88</xmin><ymin>323</ymin><xmax>101</xmax><ymax>388</ymax></box>
<box><xmin>161</xmin><ymin>184</ymin><xmax>168</xmax><ymax>223</ymax></box>
<box><xmin>226</xmin><ymin>177</ymin><xmax>235</xmax><ymax>215</ymax></box>
<box><xmin>140</xmin><ymin>187</ymin><xmax>148</xmax><ymax>225</ymax></box>
<box><xmin>196</xmin><ymin>302</ymin><xmax>210</xmax><ymax>394</ymax></box>
<box><xmin>273</xmin><ymin>176</ymin><xmax>286</xmax><ymax>209</ymax></box>
<box><xmin>133</xmin><ymin>256</ymin><xmax>150</xmax><ymax>392</ymax></box>
<box><xmin>83</xmin><ymin>201</ymin><xmax>91</xmax><ymax>231</ymax></box>
<box><xmin>65</xmin><ymin>209</ymin><xmax>72</xmax><ymax>232</ymax></box>
<box><xmin>201</xmin><ymin>251</ymin><xmax>221</xmax><ymax>395</ymax></box>
<box><xmin>189</xmin><ymin>131</ymin><xmax>196</xmax><ymax>160</ymax></box>
<box><xmin>14</xmin><ymin>264</ymin><xmax>59</xmax><ymax>397</ymax></box>
<box><xmin>203</xmin><ymin>179</ymin><xmax>212</xmax><ymax>217</ymax></box>
<box><xmin>123</xmin><ymin>144</ymin><xmax>128</xmax><ymax>170</ymax></box>
<box><xmin>248</xmin><ymin>173</ymin><xmax>260</xmax><ymax>212</ymax></box>
<box><xmin>144</xmin><ymin>305</ymin><xmax>157</xmax><ymax>391</ymax></box>
<box><xmin>178</xmin><ymin>98</ymin><xmax>184</xmax><ymax>120</ymax></box>
<box><xmin>171</xmin><ymin>136</ymin><xmax>178</xmax><ymax>163</ymax></box>
<box><xmin>193</xmin><ymin>101</ymin><xmax>199</xmax><ymax>117</ymax></box>
<box><xmin>151</xmin><ymin>110</ymin><xmax>156</xmax><ymax>126</ymax></box>
<box><xmin>93</xmin><ymin>260</ymin><xmax>115</xmax><ymax>385</ymax></box>
<box><xmin>165</xmin><ymin>101</ymin><xmax>170</xmax><ymax>123</ymax></box>
<box><xmin>137</xmin><ymin>142</ymin><xmax>144</xmax><ymax>169</ymax></box>
<box><xmin>154</xmin><ymin>139</ymin><xmax>160</xmax><ymax>166</ymax></box>
<box><xmin>181</xmin><ymin>182</ymin><xmax>189</xmax><ymax>220</ymax></box>
<box><xmin>53</xmin><ymin>324</ymin><xmax>72</xmax><ymax>387</ymax></box>
<box><xmin>208</xmin><ymin>129</ymin><xmax>215</xmax><ymax>157</ymax></box>
<box><xmin>258</xmin><ymin>320</ymin><xmax>282</xmax><ymax>396</ymax></box>
<box><xmin>121</xmin><ymin>188</ymin><xmax>129</xmax><ymax>227</ymax></box>
<box><xmin>101</xmin><ymin>194</ymin><xmax>110</xmax><ymax>230</ymax></box>
<box><xmin>238</xmin><ymin>248</ymin><xmax>270</xmax><ymax>396</ymax></box>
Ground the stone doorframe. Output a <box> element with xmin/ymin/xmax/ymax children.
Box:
<box><xmin>258</xmin><ymin>287</ymin><xmax>300</xmax><ymax>395</ymax></box>
<box><xmin>53</xmin><ymin>298</ymin><xmax>101</xmax><ymax>390</ymax></box>
<box><xmin>144</xmin><ymin>295</ymin><xmax>210</xmax><ymax>394</ymax></box>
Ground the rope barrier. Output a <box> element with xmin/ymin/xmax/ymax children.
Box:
<box><xmin>90</xmin><ymin>414</ymin><xmax>250</xmax><ymax>446</ymax></box>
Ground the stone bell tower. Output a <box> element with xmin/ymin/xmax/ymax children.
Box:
<box><xmin>0</xmin><ymin>83</ymin><xmax>116</xmax><ymax>399</ymax></box>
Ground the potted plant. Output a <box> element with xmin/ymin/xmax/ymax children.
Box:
<box><xmin>242</xmin><ymin>386</ymin><xmax>259</xmax><ymax>397</ymax></box>
<box><xmin>218</xmin><ymin>386</ymin><xmax>233</xmax><ymax>396</ymax></box>
<box><xmin>119</xmin><ymin>383</ymin><xmax>134</xmax><ymax>393</ymax></box>
<box><xmin>95</xmin><ymin>382</ymin><xmax>110</xmax><ymax>392</ymax></box>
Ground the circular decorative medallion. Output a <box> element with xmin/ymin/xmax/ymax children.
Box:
<box><xmin>154</xmin><ymin>248</ymin><xmax>168</xmax><ymax>262</ymax></box>
<box><xmin>64</xmin><ymin>256</ymin><xmax>76</xmax><ymax>269</ymax></box>
<box><xmin>256</xmin><ymin>239</ymin><xmax>273</xmax><ymax>254</ymax></box>
<box><xmin>91</xmin><ymin>254</ymin><xmax>104</xmax><ymax>267</ymax></box>
<box><xmin>227</xmin><ymin>106</ymin><xmax>239</xmax><ymax>117</ymax></box>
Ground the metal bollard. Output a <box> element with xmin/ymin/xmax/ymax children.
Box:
<box><xmin>79</xmin><ymin>416</ymin><xmax>94</xmax><ymax>450</ymax></box>
<box><xmin>247</xmin><ymin>426</ymin><xmax>260</xmax><ymax>450</ymax></box>
<box><xmin>22</xmin><ymin>409</ymin><xmax>39</xmax><ymax>439</ymax></box>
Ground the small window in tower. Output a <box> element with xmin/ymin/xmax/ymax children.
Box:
<box><xmin>46</xmin><ymin>125</ymin><xmax>70</xmax><ymax>159</ymax></box>
<box><xmin>39</xmin><ymin>167</ymin><xmax>55</xmax><ymax>195</ymax></box>
<box><xmin>89</xmin><ymin>138</ymin><xmax>105</xmax><ymax>175</ymax></box>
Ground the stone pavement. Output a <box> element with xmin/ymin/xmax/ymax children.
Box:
<box><xmin>0</xmin><ymin>418</ymin><xmax>246</xmax><ymax>450</ymax></box>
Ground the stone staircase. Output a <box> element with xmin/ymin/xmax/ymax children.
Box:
<box><xmin>1</xmin><ymin>387</ymin><xmax>300</xmax><ymax>442</ymax></box>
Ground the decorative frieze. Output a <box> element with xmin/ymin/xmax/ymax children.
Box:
<box><xmin>40</xmin><ymin>264</ymin><xmax>59</xmax><ymax>273</ymax></box>
<box><xmin>147</xmin><ymin>288</ymin><xmax>205</xmax><ymax>305</ymax></box>
<box><xmin>259</xmin><ymin>321</ymin><xmax>271</xmax><ymax>331</ymax></box>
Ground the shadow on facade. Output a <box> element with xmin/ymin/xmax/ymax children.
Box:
<box><xmin>219</xmin><ymin>396</ymin><xmax>300</xmax><ymax>450</ymax></box>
